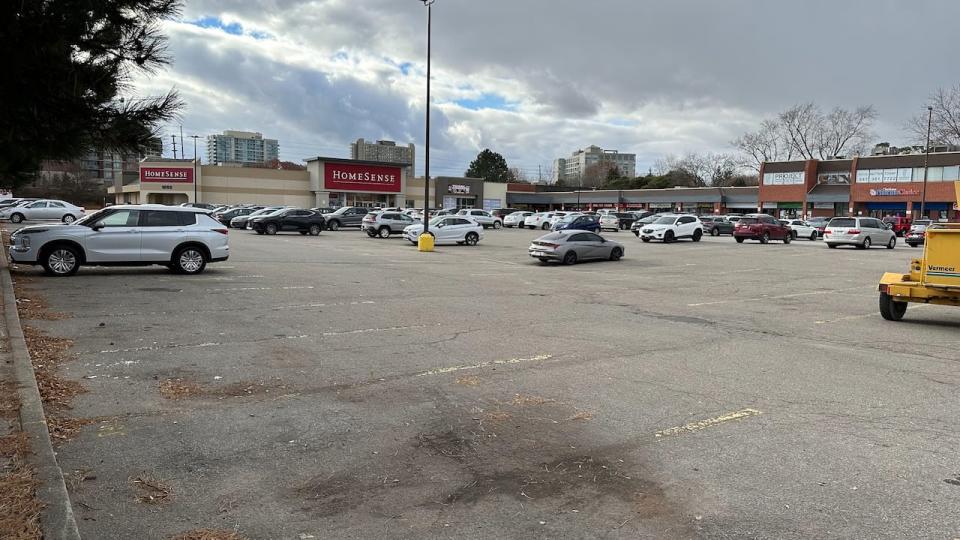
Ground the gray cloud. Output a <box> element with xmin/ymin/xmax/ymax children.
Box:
<box><xmin>139</xmin><ymin>0</ymin><xmax>960</xmax><ymax>175</ymax></box>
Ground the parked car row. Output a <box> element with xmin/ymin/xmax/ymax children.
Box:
<box><xmin>0</xmin><ymin>199</ymin><xmax>86</xmax><ymax>223</ymax></box>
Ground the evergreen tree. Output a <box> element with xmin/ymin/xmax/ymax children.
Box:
<box><xmin>465</xmin><ymin>149</ymin><xmax>515</xmax><ymax>183</ymax></box>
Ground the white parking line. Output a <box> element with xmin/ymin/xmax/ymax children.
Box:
<box><xmin>205</xmin><ymin>286</ymin><xmax>315</xmax><ymax>292</ymax></box>
<box><xmin>815</xmin><ymin>304</ymin><xmax>928</xmax><ymax>324</ymax></box>
<box><xmin>416</xmin><ymin>354</ymin><xmax>553</xmax><ymax>377</ymax></box>
<box><xmin>655</xmin><ymin>408</ymin><xmax>762</xmax><ymax>438</ymax></box>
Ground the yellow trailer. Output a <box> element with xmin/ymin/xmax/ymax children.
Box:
<box><xmin>878</xmin><ymin>222</ymin><xmax>960</xmax><ymax>321</ymax></box>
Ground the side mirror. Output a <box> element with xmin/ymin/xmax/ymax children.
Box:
<box><xmin>92</xmin><ymin>222</ymin><xmax>104</xmax><ymax>231</ymax></box>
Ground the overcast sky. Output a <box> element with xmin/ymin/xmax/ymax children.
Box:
<box><xmin>136</xmin><ymin>0</ymin><xmax>960</xmax><ymax>178</ymax></box>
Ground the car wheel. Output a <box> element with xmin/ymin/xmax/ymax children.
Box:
<box><xmin>562</xmin><ymin>251</ymin><xmax>578</xmax><ymax>265</ymax></box>
<box><xmin>493</xmin><ymin>221</ymin><xmax>502</xmax><ymax>229</ymax></box>
<box><xmin>641</xmin><ymin>238</ymin><xmax>651</xmax><ymax>243</ymax></box>
<box><xmin>827</xmin><ymin>243</ymin><xmax>837</xmax><ymax>249</ymax></box>
<box><xmin>711</xmin><ymin>227</ymin><xmax>720</xmax><ymax>236</ymax></box>
<box><xmin>879</xmin><ymin>292</ymin><xmax>907</xmax><ymax>321</ymax></box>
<box><xmin>609</xmin><ymin>247</ymin><xmax>623</xmax><ymax>261</ymax></box>
<box><xmin>255</xmin><ymin>230</ymin><xmax>264</xmax><ymax>235</ymax></box>
<box><xmin>299</xmin><ymin>231</ymin><xmax>308</xmax><ymax>235</ymax></box>
<box><xmin>62</xmin><ymin>214</ymin><xmax>76</xmax><ymax>224</ymax></box>
<box><xmin>887</xmin><ymin>236</ymin><xmax>896</xmax><ymax>249</ymax></box>
<box><xmin>783</xmin><ymin>233</ymin><xmax>791</xmax><ymax>244</ymax></box>
<box><xmin>378</xmin><ymin>227</ymin><xmax>391</xmax><ymax>238</ymax></box>
<box><xmin>860</xmin><ymin>237</ymin><xmax>871</xmax><ymax>249</ymax></box>
<box><xmin>10</xmin><ymin>213</ymin><xmax>24</xmax><ymax>223</ymax></box>
<box><xmin>910</xmin><ymin>243</ymin><xmax>918</xmax><ymax>248</ymax></box>
<box><xmin>409</xmin><ymin>240</ymin><xmax>418</xmax><ymax>246</ymax></box>
<box><xmin>465</xmin><ymin>232</ymin><xmax>479</xmax><ymax>246</ymax></box>
<box><xmin>809</xmin><ymin>231</ymin><xmax>818</xmax><ymax>241</ymax></box>
<box><xmin>735</xmin><ymin>237</ymin><xmax>745</xmax><ymax>243</ymax></box>
<box><xmin>41</xmin><ymin>245</ymin><xmax>80</xmax><ymax>276</ymax></box>
<box><xmin>541</xmin><ymin>223</ymin><xmax>550</xmax><ymax>230</ymax></box>
<box><xmin>309</xmin><ymin>224</ymin><xmax>322</xmax><ymax>236</ymax></box>
<box><xmin>328</xmin><ymin>220</ymin><xmax>340</xmax><ymax>231</ymax></box>
<box><xmin>265</xmin><ymin>223</ymin><xmax>278</xmax><ymax>235</ymax></box>
<box><xmin>173</xmin><ymin>246</ymin><xmax>207</xmax><ymax>275</ymax></box>
<box><xmin>664</xmin><ymin>231</ymin><xmax>675</xmax><ymax>243</ymax></box>
<box><xmin>760</xmin><ymin>232</ymin><xmax>770</xmax><ymax>244</ymax></box>
<box><xmin>692</xmin><ymin>229</ymin><xmax>702</xmax><ymax>242</ymax></box>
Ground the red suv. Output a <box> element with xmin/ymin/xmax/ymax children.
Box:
<box><xmin>733</xmin><ymin>214</ymin><xmax>792</xmax><ymax>244</ymax></box>
<box><xmin>881</xmin><ymin>216</ymin><xmax>912</xmax><ymax>237</ymax></box>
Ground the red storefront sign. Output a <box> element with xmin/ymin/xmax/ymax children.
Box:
<box><xmin>324</xmin><ymin>162</ymin><xmax>401</xmax><ymax>193</ymax></box>
<box><xmin>141</xmin><ymin>167</ymin><xmax>193</xmax><ymax>183</ymax></box>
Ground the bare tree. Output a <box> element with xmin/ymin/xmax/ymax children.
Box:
<box><xmin>817</xmin><ymin>105</ymin><xmax>876</xmax><ymax>158</ymax></box>
<box><xmin>735</xmin><ymin>102</ymin><xmax>875</xmax><ymax>167</ymax></box>
<box><xmin>580</xmin><ymin>163</ymin><xmax>611</xmax><ymax>188</ymax></box>
<box><xmin>508</xmin><ymin>167</ymin><xmax>528</xmax><ymax>183</ymax></box>
<box><xmin>908</xmin><ymin>85</ymin><xmax>960</xmax><ymax>145</ymax></box>
<box><xmin>732</xmin><ymin>119</ymin><xmax>793</xmax><ymax>172</ymax></box>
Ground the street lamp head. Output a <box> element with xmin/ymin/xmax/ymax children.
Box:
<box><xmin>928</xmin><ymin>106</ymin><xmax>933</xmax><ymax>112</ymax></box>
<box><xmin>419</xmin><ymin>0</ymin><xmax>435</xmax><ymax>5</ymax></box>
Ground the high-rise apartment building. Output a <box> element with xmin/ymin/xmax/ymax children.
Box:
<box><xmin>350</xmin><ymin>139</ymin><xmax>415</xmax><ymax>176</ymax></box>
<box><xmin>206</xmin><ymin>130</ymin><xmax>279</xmax><ymax>165</ymax></box>
<box><xmin>553</xmin><ymin>145</ymin><xmax>636</xmax><ymax>184</ymax></box>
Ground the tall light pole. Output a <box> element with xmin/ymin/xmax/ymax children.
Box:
<box><xmin>920</xmin><ymin>106</ymin><xmax>933</xmax><ymax>218</ymax></box>
<box><xmin>418</xmin><ymin>0</ymin><xmax>434</xmax><ymax>236</ymax></box>
<box><xmin>190</xmin><ymin>135</ymin><xmax>200</xmax><ymax>203</ymax></box>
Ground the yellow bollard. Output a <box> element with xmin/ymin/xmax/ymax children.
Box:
<box><xmin>418</xmin><ymin>232</ymin><xmax>435</xmax><ymax>252</ymax></box>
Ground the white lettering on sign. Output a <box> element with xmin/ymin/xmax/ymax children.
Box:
<box><xmin>143</xmin><ymin>169</ymin><xmax>189</xmax><ymax>180</ymax></box>
<box><xmin>448</xmin><ymin>184</ymin><xmax>471</xmax><ymax>194</ymax></box>
<box><xmin>331</xmin><ymin>170</ymin><xmax>397</xmax><ymax>183</ymax></box>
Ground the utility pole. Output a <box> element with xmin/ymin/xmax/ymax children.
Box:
<box><xmin>920</xmin><ymin>106</ymin><xmax>933</xmax><ymax>218</ymax></box>
<box><xmin>171</xmin><ymin>134</ymin><xmax>178</xmax><ymax>159</ymax></box>
<box><xmin>418</xmin><ymin>0</ymin><xmax>435</xmax><ymax>238</ymax></box>
<box><xmin>190</xmin><ymin>135</ymin><xmax>200</xmax><ymax>203</ymax></box>
<box><xmin>538</xmin><ymin>164</ymin><xmax>542</xmax><ymax>183</ymax></box>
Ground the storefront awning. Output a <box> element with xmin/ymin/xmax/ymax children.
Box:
<box><xmin>807</xmin><ymin>183</ymin><xmax>850</xmax><ymax>203</ymax></box>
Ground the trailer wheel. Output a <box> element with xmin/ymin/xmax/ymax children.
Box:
<box><xmin>879</xmin><ymin>292</ymin><xmax>907</xmax><ymax>321</ymax></box>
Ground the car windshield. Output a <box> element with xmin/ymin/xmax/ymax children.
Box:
<box><xmin>829</xmin><ymin>218</ymin><xmax>856</xmax><ymax>228</ymax></box>
<box><xmin>738</xmin><ymin>217</ymin><xmax>758</xmax><ymax>225</ymax></box>
<box><xmin>74</xmin><ymin>209</ymin><xmax>109</xmax><ymax>226</ymax></box>
<box><xmin>654</xmin><ymin>216</ymin><xmax>677</xmax><ymax>225</ymax></box>
<box><xmin>249</xmin><ymin>208</ymin><xmax>279</xmax><ymax>217</ymax></box>
<box><xmin>882</xmin><ymin>217</ymin><xmax>900</xmax><ymax>223</ymax></box>
<box><xmin>537</xmin><ymin>232</ymin><xmax>564</xmax><ymax>242</ymax></box>
<box><xmin>428</xmin><ymin>217</ymin><xmax>446</xmax><ymax>226</ymax></box>
<box><xmin>330</xmin><ymin>207</ymin><xmax>351</xmax><ymax>215</ymax></box>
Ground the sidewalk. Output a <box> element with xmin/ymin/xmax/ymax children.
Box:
<box><xmin>0</xmin><ymin>251</ymin><xmax>80</xmax><ymax>539</ymax></box>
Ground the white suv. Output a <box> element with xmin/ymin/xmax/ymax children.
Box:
<box><xmin>9</xmin><ymin>205</ymin><xmax>229</xmax><ymax>276</ymax></box>
<box><xmin>638</xmin><ymin>214</ymin><xmax>703</xmax><ymax>243</ymax></box>
<box><xmin>456</xmin><ymin>209</ymin><xmax>502</xmax><ymax>229</ymax></box>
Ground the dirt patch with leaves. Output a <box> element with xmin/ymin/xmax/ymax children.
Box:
<box><xmin>295</xmin><ymin>391</ymin><xmax>688</xmax><ymax>535</ymax></box>
<box><xmin>158</xmin><ymin>377</ymin><xmax>291</xmax><ymax>401</ymax></box>
<box><xmin>13</xmin><ymin>281</ymin><xmax>69</xmax><ymax>321</ymax></box>
<box><xmin>0</xmin><ymin>379</ymin><xmax>42</xmax><ymax>540</ymax></box>
<box><xmin>170</xmin><ymin>528</ymin><xmax>245</xmax><ymax>540</ymax></box>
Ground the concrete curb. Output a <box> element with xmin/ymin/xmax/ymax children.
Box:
<box><xmin>1</xmin><ymin>255</ymin><xmax>82</xmax><ymax>539</ymax></box>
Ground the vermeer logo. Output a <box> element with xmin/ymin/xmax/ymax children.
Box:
<box><xmin>928</xmin><ymin>265</ymin><xmax>956</xmax><ymax>272</ymax></box>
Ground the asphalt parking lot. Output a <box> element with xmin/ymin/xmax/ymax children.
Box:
<box><xmin>12</xmin><ymin>224</ymin><xmax>960</xmax><ymax>539</ymax></box>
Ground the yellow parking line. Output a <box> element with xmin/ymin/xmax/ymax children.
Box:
<box><xmin>655</xmin><ymin>408</ymin><xmax>761</xmax><ymax>438</ymax></box>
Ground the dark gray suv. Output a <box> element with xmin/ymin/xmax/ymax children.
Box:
<box><xmin>322</xmin><ymin>206</ymin><xmax>369</xmax><ymax>230</ymax></box>
<box><xmin>362</xmin><ymin>211</ymin><xmax>418</xmax><ymax>238</ymax></box>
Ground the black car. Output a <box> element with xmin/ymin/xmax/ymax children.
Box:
<box><xmin>250</xmin><ymin>209</ymin><xmax>326</xmax><ymax>235</ymax></box>
<box><xmin>215</xmin><ymin>206</ymin><xmax>264</xmax><ymax>227</ymax></box>
<box><xmin>614</xmin><ymin>212</ymin><xmax>639</xmax><ymax>230</ymax></box>
<box><xmin>630</xmin><ymin>213</ymin><xmax>662</xmax><ymax>236</ymax></box>
<box><xmin>700</xmin><ymin>216</ymin><xmax>735</xmax><ymax>236</ymax></box>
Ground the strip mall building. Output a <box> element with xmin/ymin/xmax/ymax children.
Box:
<box><xmin>109</xmin><ymin>157</ymin><xmax>508</xmax><ymax>211</ymax></box>
<box><xmin>759</xmin><ymin>152</ymin><xmax>960</xmax><ymax>220</ymax></box>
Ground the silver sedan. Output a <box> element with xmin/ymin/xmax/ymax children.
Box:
<box><xmin>528</xmin><ymin>230</ymin><xmax>624</xmax><ymax>265</ymax></box>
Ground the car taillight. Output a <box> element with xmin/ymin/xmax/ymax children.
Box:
<box><xmin>847</xmin><ymin>229</ymin><xmax>860</xmax><ymax>235</ymax></box>
<box><xmin>212</xmin><ymin>228</ymin><xmax>228</xmax><ymax>235</ymax></box>
<box><xmin>824</xmin><ymin>229</ymin><xmax>832</xmax><ymax>234</ymax></box>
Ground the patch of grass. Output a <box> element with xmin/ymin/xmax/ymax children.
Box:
<box><xmin>0</xmin><ymin>431</ymin><xmax>29</xmax><ymax>457</ymax></box>
<box><xmin>22</xmin><ymin>326</ymin><xmax>83</xmax><ymax>410</ymax></box>
<box><xmin>0</xmin><ymin>380</ymin><xmax>20</xmax><ymax>419</ymax></box>
<box><xmin>14</xmin><ymin>287</ymin><xmax>69</xmax><ymax>321</ymax></box>
<box><xmin>455</xmin><ymin>376</ymin><xmax>481</xmax><ymax>386</ymax></box>
<box><xmin>568</xmin><ymin>411</ymin><xmax>593</xmax><ymax>421</ymax></box>
<box><xmin>45</xmin><ymin>414</ymin><xmax>95</xmax><ymax>445</ymax></box>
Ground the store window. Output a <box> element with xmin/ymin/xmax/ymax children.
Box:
<box><xmin>944</xmin><ymin>166</ymin><xmax>960</xmax><ymax>181</ymax></box>
<box><xmin>928</xmin><ymin>167</ymin><xmax>944</xmax><ymax>181</ymax></box>
<box><xmin>897</xmin><ymin>168</ymin><xmax>912</xmax><ymax>182</ymax></box>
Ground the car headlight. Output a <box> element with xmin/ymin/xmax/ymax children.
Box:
<box><xmin>14</xmin><ymin>235</ymin><xmax>30</xmax><ymax>248</ymax></box>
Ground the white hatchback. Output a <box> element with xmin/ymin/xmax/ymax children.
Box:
<box><xmin>9</xmin><ymin>205</ymin><xmax>229</xmax><ymax>276</ymax></box>
<box><xmin>403</xmin><ymin>216</ymin><xmax>485</xmax><ymax>246</ymax></box>
<box><xmin>0</xmin><ymin>199</ymin><xmax>85</xmax><ymax>223</ymax></box>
